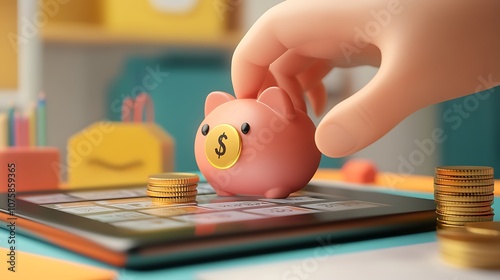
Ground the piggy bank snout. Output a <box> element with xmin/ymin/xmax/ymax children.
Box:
<box><xmin>204</xmin><ymin>124</ymin><xmax>242</xmax><ymax>170</ymax></box>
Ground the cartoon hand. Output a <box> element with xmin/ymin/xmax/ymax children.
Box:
<box><xmin>232</xmin><ymin>0</ymin><xmax>500</xmax><ymax>158</ymax></box>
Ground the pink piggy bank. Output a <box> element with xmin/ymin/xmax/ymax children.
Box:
<box><xmin>194</xmin><ymin>87</ymin><xmax>321</xmax><ymax>198</ymax></box>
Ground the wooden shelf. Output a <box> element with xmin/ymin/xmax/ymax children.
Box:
<box><xmin>41</xmin><ymin>24</ymin><xmax>242</xmax><ymax>49</ymax></box>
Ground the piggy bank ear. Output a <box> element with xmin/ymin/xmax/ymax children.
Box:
<box><xmin>257</xmin><ymin>87</ymin><xmax>296</xmax><ymax>119</ymax></box>
<box><xmin>205</xmin><ymin>91</ymin><xmax>235</xmax><ymax>117</ymax></box>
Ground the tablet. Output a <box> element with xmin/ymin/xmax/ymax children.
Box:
<box><xmin>0</xmin><ymin>181</ymin><xmax>436</xmax><ymax>269</ymax></box>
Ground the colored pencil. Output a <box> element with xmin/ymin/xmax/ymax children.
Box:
<box><xmin>20</xmin><ymin>114</ymin><xmax>30</xmax><ymax>147</ymax></box>
<box><xmin>133</xmin><ymin>92</ymin><xmax>154</xmax><ymax>122</ymax></box>
<box><xmin>37</xmin><ymin>92</ymin><xmax>47</xmax><ymax>146</ymax></box>
<box><xmin>28</xmin><ymin>103</ymin><xmax>37</xmax><ymax>146</ymax></box>
<box><xmin>122</xmin><ymin>97</ymin><xmax>134</xmax><ymax>122</ymax></box>
<box><xmin>7</xmin><ymin>103</ymin><xmax>15</xmax><ymax>146</ymax></box>
<box><xmin>14</xmin><ymin>111</ymin><xmax>22</xmax><ymax>146</ymax></box>
<box><xmin>0</xmin><ymin>113</ymin><xmax>8</xmax><ymax>148</ymax></box>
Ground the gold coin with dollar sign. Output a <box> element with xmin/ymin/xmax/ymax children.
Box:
<box><xmin>205</xmin><ymin>124</ymin><xmax>242</xmax><ymax>169</ymax></box>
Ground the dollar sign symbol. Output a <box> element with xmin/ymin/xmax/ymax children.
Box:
<box><xmin>215</xmin><ymin>132</ymin><xmax>227</xmax><ymax>159</ymax></box>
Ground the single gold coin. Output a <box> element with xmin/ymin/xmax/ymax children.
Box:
<box><xmin>435</xmin><ymin>173</ymin><xmax>494</xmax><ymax>180</ymax></box>
<box><xmin>204</xmin><ymin>124</ymin><xmax>242</xmax><ymax>170</ymax></box>
<box><xmin>437</xmin><ymin>218</ymin><xmax>467</xmax><ymax>226</ymax></box>
<box><xmin>146</xmin><ymin>190</ymin><xmax>198</xmax><ymax>198</ymax></box>
<box><xmin>434</xmin><ymin>184</ymin><xmax>494</xmax><ymax>194</ymax></box>
<box><xmin>148</xmin><ymin>182</ymin><xmax>198</xmax><ymax>188</ymax></box>
<box><xmin>434</xmin><ymin>178</ymin><xmax>495</xmax><ymax>186</ymax></box>
<box><xmin>148</xmin><ymin>172</ymin><xmax>199</xmax><ymax>185</ymax></box>
<box><xmin>436</xmin><ymin>209</ymin><xmax>494</xmax><ymax>217</ymax></box>
<box><xmin>436</xmin><ymin>218</ymin><xmax>494</xmax><ymax>226</ymax></box>
<box><xmin>436</xmin><ymin>205</ymin><xmax>493</xmax><ymax>213</ymax></box>
<box><xmin>434</xmin><ymin>192</ymin><xmax>494</xmax><ymax>202</ymax></box>
<box><xmin>151</xmin><ymin>196</ymin><xmax>197</xmax><ymax>203</ymax></box>
<box><xmin>436</xmin><ymin>210</ymin><xmax>494</xmax><ymax>217</ymax></box>
<box><xmin>435</xmin><ymin>200</ymin><xmax>494</xmax><ymax>207</ymax></box>
<box><xmin>437</xmin><ymin>213</ymin><xmax>494</xmax><ymax>223</ymax></box>
<box><xmin>147</xmin><ymin>185</ymin><xmax>198</xmax><ymax>193</ymax></box>
<box><xmin>436</xmin><ymin>223</ymin><xmax>463</xmax><ymax>230</ymax></box>
<box><xmin>435</xmin><ymin>166</ymin><xmax>494</xmax><ymax>176</ymax></box>
<box><xmin>465</xmin><ymin>221</ymin><xmax>500</xmax><ymax>237</ymax></box>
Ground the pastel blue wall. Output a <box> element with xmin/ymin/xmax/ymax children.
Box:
<box><xmin>439</xmin><ymin>86</ymin><xmax>500</xmax><ymax>177</ymax></box>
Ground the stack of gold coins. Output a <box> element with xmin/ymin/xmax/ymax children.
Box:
<box><xmin>434</xmin><ymin>166</ymin><xmax>494</xmax><ymax>230</ymax></box>
<box><xmin>147</xmin><ymin>172</ymin><xmax>199</xmax><ymax>204</ymax></box>
<box><xmin>437</xmin><ymin>221</ymin><xmax>500</xmax><ymax>269</ymax></box>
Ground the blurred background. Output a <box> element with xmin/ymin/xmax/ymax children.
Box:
<box><xmin>2</xmin><ymin>0</ymin><xmax>499</xmax><ymax>179</ymax></box>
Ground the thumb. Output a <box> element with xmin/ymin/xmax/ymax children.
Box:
<box><xmin>315</xmin><ymin>60</ymin><xmax>433</xmax><ymax>158</ymax></box>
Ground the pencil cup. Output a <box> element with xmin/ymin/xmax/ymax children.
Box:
<box><xmin>0</xmin><ymin>147</ymin><xmax>60</xmax><ymax>193</ymax></box>
<box><xmin>67</xmin><ymin>121</ymin><xmax>174</xmax><ymax>188</ymax></box>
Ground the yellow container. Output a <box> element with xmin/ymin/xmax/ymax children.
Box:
<box><xmin>101</xmin><ymin>0</ymin><xmax>238</xmax><ymax>39</ymax></box>
<box><xmin>67</xmin><ymin>121</ymin><xmax>175</xmax><ymax>188</ymax></box>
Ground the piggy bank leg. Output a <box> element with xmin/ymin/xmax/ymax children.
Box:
<box><xmin>264</xmin><ymin>188</ymin><xmax>292</xmax><ymax>199</ymax></box>
<box><xmin>215</xmin><ymin>189</ymin><xmax>235</xmax><ymax>196</ymax></box>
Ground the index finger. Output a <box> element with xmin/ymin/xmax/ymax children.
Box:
<box><xmin>231</xmin><ymin>0</ymin><xmax>356</xmax><ymax>99</ymax></box>
<box><xmin>231</xmin><ymin>13</ymin><xmax>287</xmax><ymax>99</ymax></box>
